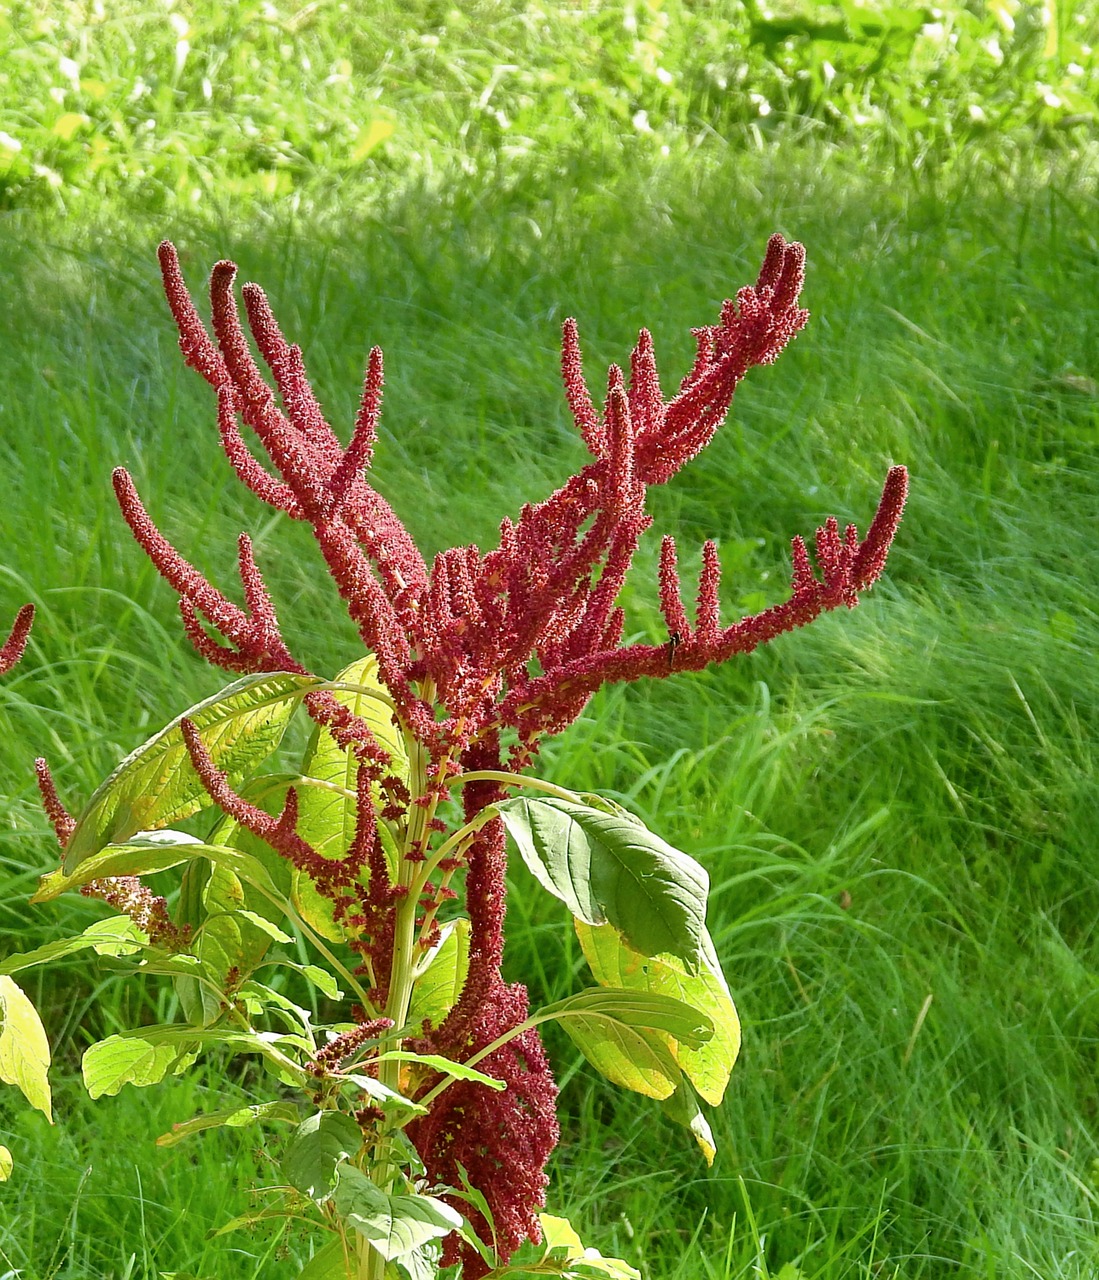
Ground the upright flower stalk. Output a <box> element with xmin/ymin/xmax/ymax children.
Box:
<box><xmin>18</xmin><ymin>237</ymin><xmax>905</xmax><ymax>1279</ymax></box>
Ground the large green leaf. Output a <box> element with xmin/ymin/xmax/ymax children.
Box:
<box><xmin>295</xmin><ymin>1239</ymin><xmax>349</xmax><ymax>1279</ymax></box>
<box><xmin>82</xmin><ymin>1023</ymin><xmax>299</xmax><ymax>1098</ymax></box>
<box><xmin>334</xmin><ymin>1164</ymin><xmax>462</xmax><ymax>1259</ymax></box>
<box><xmin>0</xmin><ymin>976</ymin><xmax>52</xmax><ymax>1122</ymax></box>
<box><xmin>534</xmin><ymin>988</ymin><xmax>712</xmax><ymax>1101</ymax></box>
<box><xmin>284</xmin><ymin>1110</ymin><xmax>362</xmax><ymax>1202</ymax></box>
<box><xmin>406</xmin><ymin>918</ymin><xmax>469</xmax><ymax>1032</ymax></box>
<box><xmin>64</xmin><ymin>672</ymin><xmax>323</xmax><ymax>870</ymax></box>
<box><xmin>497</xmin><ymin>795</ymin><xmax>709</xmax><ymax>966</ymax></box>
<box><xmin>0</xmin><ymin>1144</ymin><xmax>12</xmax><ymax>1181</ymax></box>
<box><xmin>575</xmin><ymin>921</ymin><xmax>740</xmax><ymax>1105</ymax></box>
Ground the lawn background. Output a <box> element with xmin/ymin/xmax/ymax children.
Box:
<box><xmin>1</xmin><ymin>3</ymin><xmax>1098</xmax><ymax>1278</ymax></box>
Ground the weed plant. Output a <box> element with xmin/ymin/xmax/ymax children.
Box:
<box><xmin>2</xmin><ymin>5</ymin><xmax>1099</xmax><ymax>1279</ymax></box>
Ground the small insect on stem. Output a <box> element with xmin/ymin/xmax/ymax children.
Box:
<box><xmin>667</xmin><ymin>630</ymin><xmax>682</xmax><ymax>669</ymax></box>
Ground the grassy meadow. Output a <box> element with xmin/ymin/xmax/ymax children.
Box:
<box><xmin>2</xmin><ymin>3</ymin><xmax>1099</xmax><ymax>1278</ymax></box>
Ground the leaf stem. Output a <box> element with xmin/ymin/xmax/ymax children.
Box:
<box><xmin>449</xmin><ymin>770</ymin><xmax>582</xmax><ymax>803</ymax></box>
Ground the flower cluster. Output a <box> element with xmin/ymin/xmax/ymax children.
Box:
<box><xmin>38</xmin><ymin>236</ymin><xmax>905</xmax><ymax>1274</ymax></box>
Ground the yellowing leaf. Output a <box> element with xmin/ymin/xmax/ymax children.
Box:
<box><xmin>82</xmin><ymin>1032</ymin><xmax>195</xmax><ymax>1098</ymax></box>
<box><xmin>52</xmin><ymin>112</ymin><xmax>89</xmax><ymax>141</ymax></box>
<box><xmin>576</xmin><ymin>920</ymin><xmax>740</xmax><ymax>1105</ymax></box>
<box><xmin>0</xmin><ymin>976</ymin><xmax>53</xmax><ymax>1122</ymax></box>
<box><xmin>351</xmin><ymin>119</ymin><xmax>395</xmax><ymax>162</ymax></box>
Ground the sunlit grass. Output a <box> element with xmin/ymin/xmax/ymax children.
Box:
<box><xmin>2</xmin><ymin>136</ymin><xmax>1098</xmax><ymax>1279</ymax></box>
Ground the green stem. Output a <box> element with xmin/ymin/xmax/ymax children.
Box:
<box><xmin>319</xmin><ymin>678</ymin><xmax>399</xmax><ymax>716</ymax></box>
<box><xmin>416</xmin><ymin>1003</ymin><xmax>607</xmax><ymax>1112</ymax></box>
<box><xmin>246</xmin><ymin>880</ymin><xmax>374</xmax><ymax>1012</ymax></box>
<box><xmin>359</xmin><ymin>681</ymin><xmax>439</xmax><ymax>1280</ymax></box>
<box><xmin>449</xmin><ymin>769</ymin><xmax>582</xmax><ymax>803</ymax></box>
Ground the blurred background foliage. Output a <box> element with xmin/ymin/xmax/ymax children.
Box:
<box><xmin>1</xmin><ymin>0</ymin><xmax>1096</xmax><ymax>214</ymax></box>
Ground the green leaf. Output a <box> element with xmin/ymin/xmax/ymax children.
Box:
<box><xmin>175</xmin><ymin>779</ymin><xmax>302</xmax><ymax>1020</ymax></box>
<box><xmin>0</xmin><ymin>976</ymin><xmax>52</xmax><ymax>1122</ymax></box>
<box><xmin>272</xmin><ymin>960</ymin><xmax>343</xmax><ymax>1001</ymax></box>
<box><xmin>83</xmin><ymin>1032</ymin><xmax>197</xmax><ymax>1098</ymax></box>
<box><xmin>534</xmin><ymin>988</ymin><xmax>712</xmax><ymax>1101</ymax></box>
<box><xmin>391</xmin><ymin>1246</ymin><xmax>437</xmax><ymax>1280</ymax></box>
<box><xmin>497</xmin><ymin>795</ymin><xmax>709</xmax><ymax>966</ymax></box>
<box><xmin>156</xmin><ymin>1099</ymin><xmax>300</xmax><ymax>1147</ymax></box>
<box><xmin>407</xmin><ymin>918</ymin><xmax>469</xmax><ymax>1031</ymax></box>
<box><xmin>63</xmin><ymin>671</ymin><xmax>323</xmax><ymax>871</ymax></box>
<box><xmin>334</xmin><ymin>1164</ymin><xmax>462</xmax><ymax>1259</ymax></box>
<box><xmin>375</xmin><ymin>1050</ymin><xmax>506</xmax><ymax>1090</ymax></box>
<box><xmin>209</xmin><ymin>1202</ymin><xmax>307</xmax><ymax>1237</ymax></box>
<box><xmin>295</xmin><ymin>1238</ymin><xmax>348</xmax><ymax>1279</ymax></box>
<box><xmin>342</xmin><ymin>1073</ymin><xmax>426</xmax><ymax>1116</ymax></box>
<box><xmin>539</xmin><ymin>988</ymin><xmax>713</xmax><ymax>1045</ymax></box>
<box><xmin>237</xmin><ymin>909</ymin><xmax>293</xmax><ymax>943</ymax></box>
<box><xmin>34</xmin><ymin>838</ymin><xmax>280</xmax><ymax>904</ymax></box>
<box><xmin>180</xmin><ymin>861</ymin><xmax>287</xmax><ymax>1026</ymax></box>
<box><xmin>544</xmin><ymin>1010</ymin><xmax>680</xmax><ymax>1100</ymax></box>
<box><xmin>660</xmin><ymin>1080</ymin><xmax>716</xmax><ymax>1167</ymax></box>
<box><xmin>0</xmin><ymin>916</ymin><xmax>144</xmax><ymax>974</ymax></box>
<box><xmin>284</xmin><ymin>1110</ymin><xmax>362</xmax><ymax>1202</ymax></box>
<box><xmin>575</xmin><ymin>920</ymin><xmax>740</xmax><ymax>1105</ymax></box>
<box><xmin>0</xmin><ymin>1144</ymin><xmax>12</xmax><ymax>1180</ymax></box>
<box><xmin>301</xmin><ymin>964</ymin><xmax>343</xmax><ymax>999</ymax></box>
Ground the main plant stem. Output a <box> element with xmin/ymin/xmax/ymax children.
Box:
<box><xmin>360</xmin><ymin>682</ymin><xmax>439</xmax><ymax>1280</ymax></box>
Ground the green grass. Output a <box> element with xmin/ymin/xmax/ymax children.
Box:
<box><xmin>3</xmin><ymin>6</ymin><xmax>1099</xmax><ymax>1278</ymax></box>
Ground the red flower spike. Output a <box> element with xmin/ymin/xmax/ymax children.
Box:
<box><xmin>696</xmin><ymin>541</ymin><xmax>722</xmax><ymax>642</ymax></box>
<box><xmin>157</xmin><ymin>241</ymin><xmax>229</xmax><ymax>390</ymax></box>
<box><xmin>0</xmin><ymin>604</ymin><xmax>34</xmax><ymax>675</ymax></box>
<box><xmin>240</xmin><ymin>283</ymin><xmax>342</xmax><ymax>463</ymax></box>
<box><xmin>790</xmin><ymin>535</ymin><xmax>816</xmax><ymax>597</ymax></box>
<box><xmin>178</xmin><ymin>599</ymin><xmax>256</xmax><ymax>673</ymax></box>
<box><xmin>34</xmin><ymin>758</ymin><xmax>75</xmax><ymax>847</ymax></box>
<box><xmin>216</xmin><ymin>386</ymin><xmax>304</xmax><ymax>516</ymax></box>
<box><xmin>113</xmin><ymin>468</ymin><xmax>248</xmax><ymax>641</ymax></box>
<box><xmin>658</xmin><ymin>537</ymin><xmax>691</xmax><ymax>640</ymax></box>
<box><xmin>81</xmin><ymin>875</ymin><xmax>184</xmax><ymax>949</ymax></box>
<box><xmin>209</xmin><ymin>263</ymin><xmax>331</xmax><ymax>519</ymax></box>
<box><xmin>851</xmin><ymin>465</ymin><xmax>908</xmax><ymax>589</ymax></box>
<box><xmin>179</xmin><ymin>718</ymin><xmax>323</xmax><ymax>872</ymax></box>
<box><xmin>560</xmin><ymin>316</ymin><xmax>603</xmax><ymax>458</ymax></box>
<box><xmin>329</xmin><ymin>346</ymin><xmax>384</xmax><ymax>513</ymax></box>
